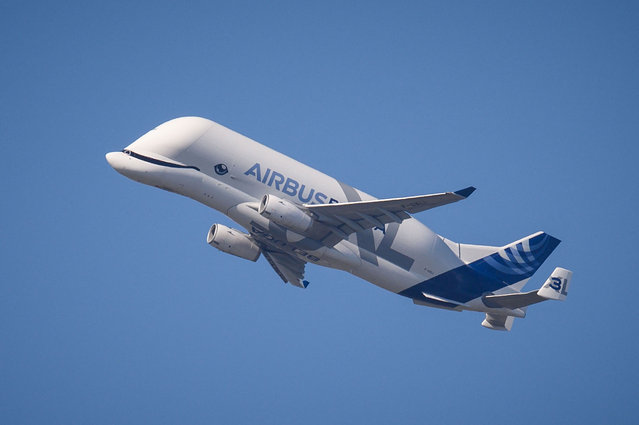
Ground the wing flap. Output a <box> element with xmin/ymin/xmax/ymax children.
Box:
<box><xmin>262</xmin><ymin>250</ymin><xmax>309</xmax><ymax>288</ymax></box>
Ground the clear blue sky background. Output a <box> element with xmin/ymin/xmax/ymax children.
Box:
<box><xmin>1</xmin><ymin>1</ymin><xmax>638</xmax><ymax>424</ymax></box>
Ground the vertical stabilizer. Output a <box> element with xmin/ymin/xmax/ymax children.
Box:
<box><xmin>537</xmin><ymin>267</ymin><xmax>572</xmax><ymax>301</ymax></box>
<box><xmin>468</xmin><ymin>232</ymin><xmax>561</xmax><ymax>287</ymax></box>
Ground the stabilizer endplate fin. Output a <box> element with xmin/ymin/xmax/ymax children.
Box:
<box><xmin>537</xmin><ymin>267</ymin><xmax>572</xmax><ymax>301</ymax></box>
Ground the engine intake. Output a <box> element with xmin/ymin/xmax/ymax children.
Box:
<box><xmin>207</xmin><ymin>224</ymin><xmax>261</xmax><ymax>262</ymax></box>
<box><xmin>259</xmin><ymin>194</ymin><xmax>313</xmax><ymax>234</ymax></box>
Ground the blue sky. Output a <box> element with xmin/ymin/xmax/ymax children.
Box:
<box><xmin>1</xmin><ymin>1</ymin><xmax>638</xmax><ymax>424</ymax></box>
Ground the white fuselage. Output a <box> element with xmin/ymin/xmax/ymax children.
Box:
<box><xmin>106</xmin><ymin>117</ymin><xmax>464</xmax><ymax>300</ymax></box>
<box><xmin>107</xmin><ymin>117</ymin><xmax>570</xmax><ymax>332</ymax></box>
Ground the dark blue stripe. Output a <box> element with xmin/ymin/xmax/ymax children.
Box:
<box><xmin>400</xmin><ymin>233</ymin><xmax>560</xmax><ymax>304</ymax></box>
<box><xmin>122</xmin><ymin>150</ymin><xmax>200</xmax><ymax>171</ymax></box>
<box><xmin>400</xmin><ymin>264</ymin><xmax>507</xmax><ymax>304</ymax></box>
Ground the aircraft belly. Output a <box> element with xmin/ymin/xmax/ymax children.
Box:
<box><xmin>347</xmin><ymin>251</ymin><xmax>424</xmax><ymax>294</ymax></box>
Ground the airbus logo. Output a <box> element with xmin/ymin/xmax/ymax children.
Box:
<box><xmin>244</xmin><ymin>162</ymin><xmax>338</xmax><ymax>204</ymax></box>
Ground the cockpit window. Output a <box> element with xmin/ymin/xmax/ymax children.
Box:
<box><xmin>119</xmin><ymin>149</ymin><xmax>200</xmax><ymax>171</ymax></box>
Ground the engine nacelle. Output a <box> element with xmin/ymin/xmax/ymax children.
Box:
<box><xmin>258</xmin><ymin>194</ymin><xmax>313</xmax><ymax>234</ymax></box>
<box><xmin>206</xmin><ymin>224</ymin><xmax>261</xmax><ymax>262</ymax></box>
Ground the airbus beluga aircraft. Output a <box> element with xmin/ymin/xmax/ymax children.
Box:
<box><xmin>106</xmin><ymin>117</ymin><xmax>572</xmax><ymax>331</ymax></box>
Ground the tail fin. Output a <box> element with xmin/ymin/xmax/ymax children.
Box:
<box><xmin>411</xmin><ymin>232</ymin><xmax>561</xmax><ymax>307</ymax></box>
<box><xmin>470</xmin><ymin>233</ymin><xmax>566</xmax><ymax>332</ymax></box>
<box><xmin>537</xmin><ymin>267</ymin><xmax>572</xmax><ymax>301</ymax></box>
<box><xmin>468</xmin><ymin>231</ymin><xmax>561</xmax><ymax>287</ymax></box>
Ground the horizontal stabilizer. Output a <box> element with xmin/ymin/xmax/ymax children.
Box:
<box><xmin>483</xmin><ymin>267</ymin><xmax>573</xmax><ymax>310</ymax></box>
<box><xmin>481</xmin><ymin>267</ymin><xmax>573</xmax><ymax>330</ymax></box>
<box><xmin>483</xmin><ymin>290</ymin><xmax>545</xmax><ymax>310</ymax></box>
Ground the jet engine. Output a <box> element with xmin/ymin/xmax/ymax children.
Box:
<box><xmin>259</xmin><ymin>194</ymin><xmax>313</xmax><ymax>234</ymax></box>
<box><xmin>206</xmin><ymin>224</ymin><xmax>261</xmax><ymax>262</ymax></box>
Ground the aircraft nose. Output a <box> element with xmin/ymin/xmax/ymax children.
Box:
<box><xmin>105</xmin><ymin>151</ymin><xmax>128</xmax><ymax>174</ymax></box>
<box><xmin>125</xmin><ymin>117</ymin><xmax>213</xmax><ymax>159</ymax></box>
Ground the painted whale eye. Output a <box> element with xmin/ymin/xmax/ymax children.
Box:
<box><xmin>214</xmin><ymin>164</ymin><xmax>228</xmax><ymax>175</ymax></box>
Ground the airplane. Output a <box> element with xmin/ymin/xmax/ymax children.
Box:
<box><xmin>106</xmin><ymin>117</ymin><xmax>572</xmax><ymax>331</ymax></box>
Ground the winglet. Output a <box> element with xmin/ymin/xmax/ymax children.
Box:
<box><xmin>454</xmin><ymin>186</ymin><xmax>476</xmax><ymax>198</ymax></box>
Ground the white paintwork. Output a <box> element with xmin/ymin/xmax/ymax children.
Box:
<box><xmin>106</xmin><ymin>117</ymin><xmax>572</xmax><ymax>330</ymax></box>
<box><xmin>538</xmin><ymin>267</ymin><xmax>572</xmax><ymax>301</ymax></box>
<box><xmin>206</xmin><ymin>224</ymin><xmax>261</xmax><ymax>262</ymax></box>
<box><xmin>259</xmin><ymin>195</ymin><xmax>313</xmax><ymax>234</ymax></box>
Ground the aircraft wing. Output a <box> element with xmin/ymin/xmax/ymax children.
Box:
<box><xmin>304</xmin><ymin>186</ymin><xmax>475</xmax><ymax>239</ymax></box>
<box><xmin>261</xmin><ymin>249</ymin><xmax>309</xmax><ymax>288</ymax></box>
